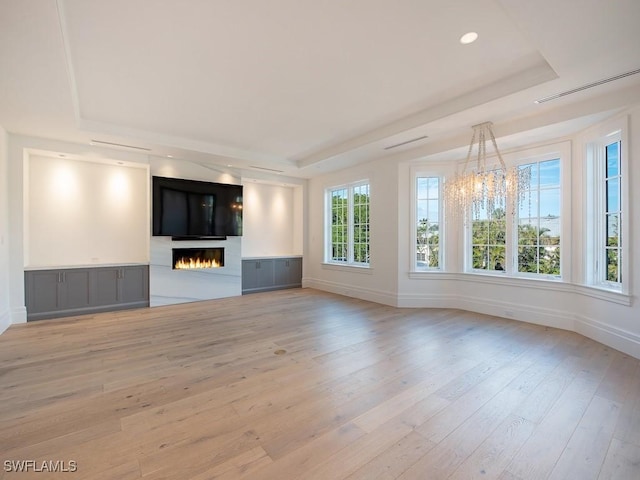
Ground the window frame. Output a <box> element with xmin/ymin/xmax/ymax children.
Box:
<box><xmin>325</xmin><ymin>180</ymin><xmax>371</xmax><ymax>267</ymax></box>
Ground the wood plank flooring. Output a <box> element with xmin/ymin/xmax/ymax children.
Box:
<box><xmin>0</xmin><ymin>288</ymin><xmax>638</xmax><ymax>479</ymax></box>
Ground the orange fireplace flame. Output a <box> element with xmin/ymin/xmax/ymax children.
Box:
<box><xmin>174</xmin><ymin>257</ymin><xmax>221</xmax><ymax>269</ymax></box>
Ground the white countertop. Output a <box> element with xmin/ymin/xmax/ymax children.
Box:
<box><xmin>24</xmin><ymin>262</ymin><xmax>150</xmax><ymax>271</ymax></box>
<box><xmin>242</xmin><ymin>255</ymin><xmax>302</xmax><ymax>260</ymax></box>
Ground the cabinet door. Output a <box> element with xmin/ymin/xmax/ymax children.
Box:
<box><xmin>287</xmin><ymin>257</ymin><xmax>302</xmax><ymax>286</ymax></box>
<box><xmin>61</xmin><ymin>269</ymin><xmax>92</xmax><ymax>309</ymax></box>
<box><xmin>242</xmin><ymin>260</ymin><xmax>260</xmax><ymax>290</ymax></box>
<box><xmin>119</xmin><ymin>266</ymin><xmax>149</xmax><ymax>303</ymax></box>
<box><xmin>274</xmin><ymin>259</ymin><xmax>290</xmax><ymax>286</ymax></box>
<box><xmin>94</xmin><ymin>268</ymin><xmax>120</xmax><ymax>306</ymax></box>
<box><xmin>25</xmin><ymin>270</ymin><xmax>61</xmax><ymax>314</ymax></box>
<box><xmin>256</xmin><ymin>259</ymin><xmax>275</xmax><ymax>288</ymax></box>
<box><xmin>274</xmin><ymin>258</ymin><xmax>302</xmax><ymax>287</ymax></box>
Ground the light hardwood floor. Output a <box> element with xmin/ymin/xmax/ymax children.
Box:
<box><xmin>1</xmin><ymin>288</ymin><xmax>639</xmax><ymax>479</ymax></box>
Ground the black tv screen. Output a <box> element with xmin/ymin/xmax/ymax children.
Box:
<box><xmin>152</xmin><ymin>176</ymin><xmax>243</xmax><ymax>237</ymax></box>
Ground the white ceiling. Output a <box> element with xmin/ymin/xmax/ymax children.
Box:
<box><xmin>1</xmin><ymin>0</ymin><xmax>640</xmax><ymax>177</ymax></box>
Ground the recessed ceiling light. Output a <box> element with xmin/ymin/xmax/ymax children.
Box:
<box><xmin>167</xmin><ymin>154</ymin><xmax>173</xmax><ymax>158</ymax></box>
<box><xmin>460</xmin><ymin>32</ymin><xmax>478</xmax><ymax>45</ymax></box>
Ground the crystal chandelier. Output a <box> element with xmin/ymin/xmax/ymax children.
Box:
<box><xmin>445</xmin><ymin>122</ymin><xmax>530</xmax><ymax>221</ymax></box>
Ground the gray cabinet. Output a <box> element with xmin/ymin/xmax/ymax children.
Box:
<box><xmin>94</xmin><ymin>268</ymin><xmax>120</xmax><ymax>306</ymax></box>
<box><xmin>93</xmin><ymin>265</ymin><xmax>148</xmax><ymax>306</ymax></box>
<box><xmin>27</xmin><ymin>270</ymin><xmax>63</xmax><ymax>314</ymax></box>
<box><xmin>25</xmin><ymin>265</ymin><xmax>149</xmax><ymax>321</ymax></box>
<box><xmin>62</xmin><ymin>269</ymin><xmax>92</xmax><ymax>310</ymax></box>
<box><xmin>119</xmin><ymin>265</ymin><xmax>148</xmax><ymax>304</ymax></box>
<box><xmin>242</xmin><ymin>257</ymin><xmax>302</xmax><ymax>294</ymax></box>
<box><xmin>274</xmin><ymin>258</ymin><xmax>302</xmax><ymax>287</ymax></box>
<box><xmin>241</xmin><ymin>260</ymin><xmax>260</xmax><ymax>290</ymax></box>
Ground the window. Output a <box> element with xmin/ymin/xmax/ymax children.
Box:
<box><xmin>466</xmin><ymin>146</ymin><xmax>567</xmax><ymax>278</ymax></box>
<box><xmin>327</xmin><ymin>181</ymin><xmax>370</xmax><ymax>266</ymax></box>
<box><xmin>517</xmin><ymin>159</ymin><xmax>561</xmax><ymax>276</ymax></box>
<box><xmin>471</xmin><ymin>201</ymin><xmax>506</xmax><ymax>271</ymax></box>
<box><xmin>415</xmin><ymin>176</ymin><xmax>441</xmax><ymax>269</ymax></box>
<box><xmin>587</xmin><ymin>128</ymin><xmax>624</xmax><ymax>290</ymax></box>
<box><xmin>329</xmin><ymin>188</ymin><xmax>348</xmax><ymax>262</ymax></box>
<box><xmin>604</xmin><ymin>141</ymin><xmax>622</xmax><ymax>284</ymax></box>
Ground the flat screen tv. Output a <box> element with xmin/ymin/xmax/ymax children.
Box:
<box><xmin>152</xmin><ymin>176</ymin><xmax>243</xmax><ymax>238</ymax></box>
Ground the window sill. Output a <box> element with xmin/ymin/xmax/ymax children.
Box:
<box><xmin>573</xmin><ymin>284</ymin><xmax>631</xmax><ymax>306</ymax></box>
<box><xmin>322</xmin><ymin>262</ymin><xmax>373</xmax><ymax>274</ymax></box>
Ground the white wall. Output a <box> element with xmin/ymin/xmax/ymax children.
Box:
<box><xmin>304</xmin><ymin>157</ymin><xmax>399</xmax><ymax>305</ymax></box>
<box><xmin>242</xmin><ymin>182</ymin><xmax>300</xmax><ymax>257</ymax></box>
<box><xmin>26</xmin><ymin>154</ymin><xmax>149</xmax><ymax>267</ymax></box>
<box><xmin>0</xmin><ymin>126</ymin><xmax>10</xmax><ymax>334</ymax></box>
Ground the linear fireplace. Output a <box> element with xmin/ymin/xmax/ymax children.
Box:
<box><xmin>172</xmin><ymin>247</ymin><xmax>224</xmax><ymax>270</ymax></box>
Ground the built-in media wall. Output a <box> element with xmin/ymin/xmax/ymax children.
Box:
<box><xmin>149</xmin><ymin>158</ymin><xmax>244</xmax><ymax>306</ymax></box>
<box><xmin>9</xmin><ymin>140</ymin><xmax>304</xmax><ymax>323</ymax></box>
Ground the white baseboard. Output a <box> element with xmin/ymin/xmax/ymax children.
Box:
<box><xmin>397</xmin><ymin>293</ymin><xmax>575</xmax><ymax>331</ymax></box>
<box><xmin>304</xmin><ymin>278</ymin><xmax>397</xmax><ymax>306</ymax></box>
<box><xmin>575</xmin><ymin>314</ymin><xmax>640</xmax><ymax>359</ymax></box>
<box><xmin>11</xmin><ymin>306</ymin><xmax>27</xmax><ymax>325</ymax></box>
<box><xmin>0</xmin><ymin>308</ymin><xmax>10</xmax><ymax>334</ymax></box>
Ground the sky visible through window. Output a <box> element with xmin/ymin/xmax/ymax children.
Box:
<box><xmin>416</xmin><ymin>177</ymin><xmax>439</xmax><ymax>222</ymax></box>
<box><xmin>519</xmin><ymin>159</ymin><xmax>561</xmax><ymax>216</ymax></box>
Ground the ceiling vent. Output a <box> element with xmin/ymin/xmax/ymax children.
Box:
<box><xmin>535</xmin><ymin>68</ymin><xmax>640</xmax><ymax>104</ymax></box>
<box><xmin>248</xmin><ymin>165</ymin><xmax>284</xmax><ymax>173</ymax></box>
<box><xmin>384</xmin><ymin>135</ymin><xmax>428</xmax><ymax>150</ymax></box>
<box><xmin>90</xmin><ymin>139</ymin><xmax>151</xmax><ymax>151</ymax></box>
